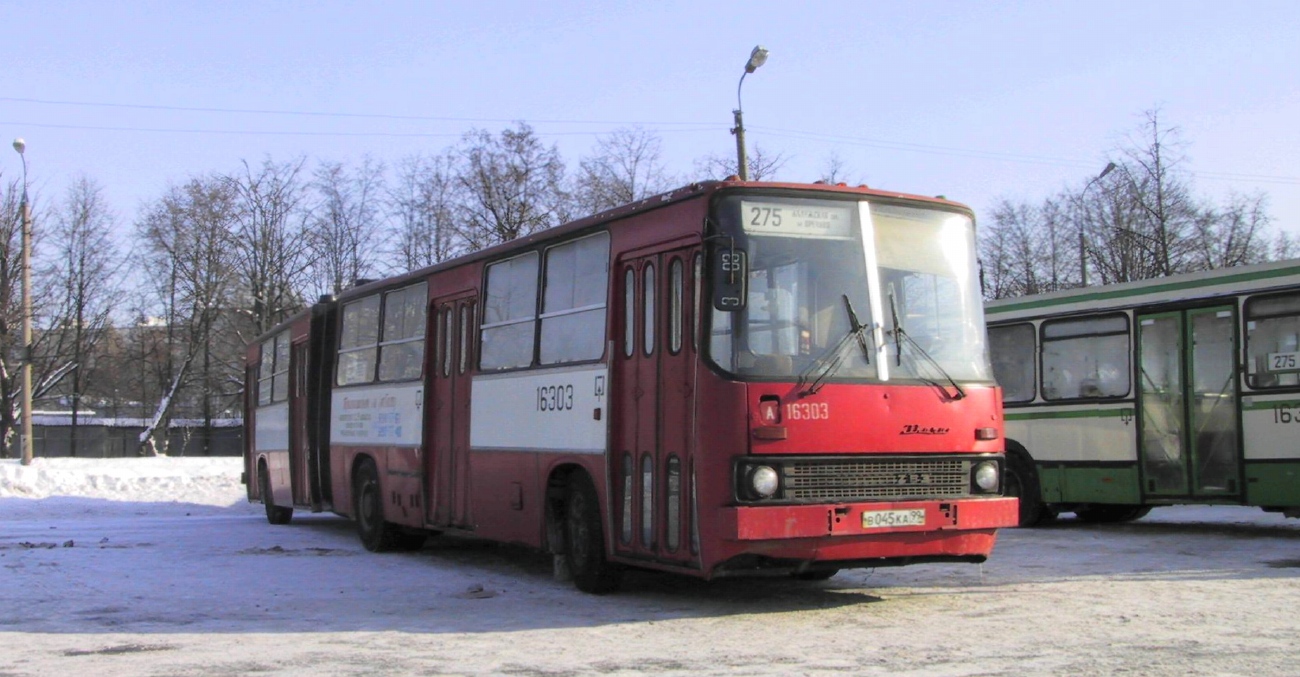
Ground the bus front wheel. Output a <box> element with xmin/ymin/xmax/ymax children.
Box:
<box><xmin>1005</xmin><ymin>448</ymin><xmax>1054</xmax><ymax>527</ymax></box>
<box><xmin>1074</xmin><ymin>505</ymin><xmax>1151</xmax><ymax>523</ymax></box>
<box><xmin>792</xmin><ymin>568</ymin><xmax>840</xmax><ymax>581</ymax></box>
<box><xmin>564</xmin><ymin>473</ymin><xmax>622</xmax><ymax>594</ymax></box>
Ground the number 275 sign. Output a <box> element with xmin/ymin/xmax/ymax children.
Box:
<box><xmin>1268</xmin><ymin>352</ymin><xmax>1300</xmax><ymax>372</ymax></box>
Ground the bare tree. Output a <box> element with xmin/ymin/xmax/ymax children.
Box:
<box><xmin>1274</xmin><ymin>231</ymin><xmax>1297</xmax><ymax>261</ymax></box>
<box><xmin>455</xmin><ymin>123</ymin><xmax>569</xmax><ymax>251</ymax></box>
<box><xmin>135</xmin><ymin>177</ymin><xmax>239</xmax><ymax>455</ymax></box>
<box><xmin>818</xmin><ymin>152</ymin><xmax>859</xmax><ymax>185</ymax></box>
<box><xmin>0</xmin><ymin>178</ymin><xmax>77</xmax><ymax>455</ymax></box>
<box><xmin>308</xmin><ymin>157</ymin><xmax>386</xmax><ymax>295</ymax></box>
<box><xmin>986</xmin><ymin>109</ymin><xmax>1284</xmax><ymax>298</ymax></box>
<box><xmin>573</xmin><ymin>127</ymin><xmax>674</xmax><ymax>213</ymax></box>
<box><xmin>0</xmin><ymin>177</ymin><xmax>31</xmax><ymax>455</ymax></box>
<box><xmin>226</xmin><ymin>157</ymin><xmax>311</xmax><ymax>337</ymax></box>
<box><xmin>1114</xmin><ymin>108</ymin><xmax>1199</xmax><ymax>277</ymax></box>
<box><xmin>388</xmin><ymin>152</ymin><xmax>463</xmax><ymax>272</ymax></box>
<box><xmin>693</xmin><ymin>145</ymin><xmax>789</xmax><ymax>181</ymax></box>
<box><xmin>41</xmin><ymin>176</ymin><xmax>121</xmax><ymax>455</ymax></box>
<box><xmin>977</xmin><ymin>200</ymin><xmax>1021</xmax><ymax>300</ymax></box>
<box><xmin>1076</xmin><ymin>170</ymin><xmax>1160</xmax><ymax>285</ymax></box>
<box><xmin>1189</xmin><ymin>191</ymin><xmax>1271</xmax><ymax>270</ymax></box>
<box><xmin>979</xmin><ymin>199</ymin><xmax>1056</xmax><ymax>299</ymax></box>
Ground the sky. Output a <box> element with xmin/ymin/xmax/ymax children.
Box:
<box><xmin>1</xmin><ymin>0</ymin><xmax>1298</xmax><ymax>246</ymax></box>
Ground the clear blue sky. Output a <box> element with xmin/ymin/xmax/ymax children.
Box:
<box><xmin>3</xmin><ymin>0</ymin><xmax>1298</xmax><ymax>241</ymax></box>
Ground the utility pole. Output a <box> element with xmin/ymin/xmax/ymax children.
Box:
<box><xmin>14</xmin><ymin>138</ymin><xmax>33</xmax><ymax>466</ymax></box>
<box><xmin>731</xmin><ymin>46</ymin><xmax>769</xmax><ymax>181</ymax></box>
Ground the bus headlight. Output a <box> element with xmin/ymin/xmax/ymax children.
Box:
<box><xmin>973</xmin><ymin>461</ymin><xmax>999</xmax><ymax>493</ymax></box>
<box><xmin>749</xmin><ymin>466</ymin><xmax>780</xmax><ymax>498</ymax></box>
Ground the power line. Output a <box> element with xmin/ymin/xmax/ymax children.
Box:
<box><xmin>5</xmin><ymin>95</ymin><xmax>1297</xmax><ymax>186</ymax></box>
<box><xmin>751</xmin><ymin>126</ymin><xmax>1099</xmax><ymax>170</ymax></box>
<box><xmin>0</xmin><ymin>96</ymin><xmax>714</xmax><ymax>127</ymax></box>
<box><xmin>0</xmin><ymin>120</ymin><xmax>723</xmax><ymax>138</ymax></box>
<box><xmin>750</xmin><ymin>126</ymin><xmax>1300</xmax><ymax>185</ymax></box>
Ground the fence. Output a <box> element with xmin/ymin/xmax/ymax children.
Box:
<box><xmin>20</xmin><ymin>417</ymin><xmax>243</xmax><ymax>458</ymax></box>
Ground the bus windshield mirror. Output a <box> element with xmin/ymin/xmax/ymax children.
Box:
<box><xmin>711</xmin><ymin>244</ymin><xmax>748</xmax><ymax>311</ymax></box>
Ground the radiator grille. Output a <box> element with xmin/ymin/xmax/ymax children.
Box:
<box><xmin>781</xmin><ymin>458</ymin><xmax>971</xmax><ymax>502</ymax></box>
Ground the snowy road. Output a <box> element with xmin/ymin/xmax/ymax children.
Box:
<box><xmin>2</xmin><ymin>459</ymin><xmax>1300</xmax><ymax>675</ymax></box>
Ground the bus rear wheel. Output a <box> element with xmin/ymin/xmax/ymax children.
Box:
<box><xmin>564</xmin><ymin>473</ymin><xmax>622</xmax><ymax>594</ymax></box>
<box><xmin>259</xmin><ymin>463</ymin><xmax>292</xmax><ymax>525</ymax></box>
<box><xmin>1074</xmin><ymin>505</ymin><xmax>1151</xmax><ymax>523</ymax></box>
<box><xmin>354</xmin><ymin>459</ymin><xmax>425</xmax><ymax>552</ymax></box>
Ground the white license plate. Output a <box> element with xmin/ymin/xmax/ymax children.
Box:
<box><xmin>861</xmin><ymin>509</ymin><xmax>926</xmax><ymax>529</ymax></box>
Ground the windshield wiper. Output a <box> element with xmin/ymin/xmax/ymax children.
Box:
<box><xmin>842</xmin><ymin>294</ymin><xmax>873</xmax><ymax>364</ymax></box>
<box><xmin>796</xmin><ymin>295</ymin><xmax>873</xmax><ymax>397</ymax></box>
<box><xmin>887</xmin><ymin>291</ymin><xmax>966</xmax><ymax>401</ymax></box>
<box><xmin>887</xmin><ymin>292</ymin><xmax>903</xmax><ymax>367</ymax></box>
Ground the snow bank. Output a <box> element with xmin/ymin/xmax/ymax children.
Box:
<box><xmin>0</xmin><ymin>456</ymin><xmax>254</xmax><ymax>518</ymax></box>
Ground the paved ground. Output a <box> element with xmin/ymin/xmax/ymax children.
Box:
<box><xmin>2</xmin><ymin>502</ymin><xmax>1298</xmax><ymax>676</ymax></box>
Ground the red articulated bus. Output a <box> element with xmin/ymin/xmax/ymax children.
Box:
<box><xmin>244</xmin><ymin>180</ymin><xmax>1018</xmax><ymax>593</ymax></box>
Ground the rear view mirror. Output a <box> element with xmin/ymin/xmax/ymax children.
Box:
<box><xmin>711</xmin><ymin>246</ymin><xmax>747</xmax><ymax>311</ymax></box>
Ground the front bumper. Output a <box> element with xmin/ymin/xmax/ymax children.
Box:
<box><xmin>724</xmin><ymin>496</ymin><xmax>1019</xmax><ymax>541</ymax></box>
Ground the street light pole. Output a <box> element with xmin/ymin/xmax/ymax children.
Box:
<box><xmin>732</xmin><ymin>45</ymin><xmax>769</xmax><ymax>181</ymax></box>
<box><xmin>1078</xmin><ymin>162</ymin><xmax>1116</xmax><ymax>287</ymax></box>
<box><xmin>12</xmin><ymin>138</ymin><xmax>32</xmax><ymax>466</ymax></box>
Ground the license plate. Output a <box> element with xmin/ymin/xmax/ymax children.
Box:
<box><xmin>862</xmin><ymin>509</ymin><xmax>926</xmax><ymax>529</ymax></box>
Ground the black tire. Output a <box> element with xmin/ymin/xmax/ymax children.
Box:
<box><xmin>792</xmin><ymin>568</ymin><xmax>840</xmax><ymax>581</ymax></box>
<box><xmin>353</xmin><ymin>459</ymin><xmax>425</xmax><ymax>552</ymax></box>
<box><xmin>260</xmin><ymin>463</ymin><xmax>292</xmax><ymax>525</ymax></box>
<box><xmin>1004</xmin><ymin>448</ymin><xmax>1048</xmax><ymax>527</ymax></box>
<box><xmin>564</xmin><ymin>473</ymin><xmax>622</xmax><ymax>594</ymax></box>
<box><xmin>1074</xmin><ymin>505</ymin><xmax>1151</xmax><ymax>523</ymax></box>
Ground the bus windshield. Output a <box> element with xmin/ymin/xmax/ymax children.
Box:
<box><xmin>708</xmin><ymin>195</ymin><xmax>992</xmax><ymax>384</ymax></box>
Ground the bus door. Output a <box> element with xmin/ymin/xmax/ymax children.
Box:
<box><xmin>290</xmin><ymin>339</ymin><xmax>311</xmax><ymax>506</ymax></box>
<box><xmin>427</xmin><ymin>293</ymin><xmax>477</xmax><ymax>528</ymax></box>
<box><xmin>612</xmin><ymin>246</ymin><xmax>699</xmax><ymax>566</ymax></box>
<box><xmin>1136</xmin><ymin>306</ymin><xmax>1242</xmax><ymax>499</ymax></box>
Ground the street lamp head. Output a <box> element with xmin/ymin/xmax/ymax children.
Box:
<box><xmin>12</xmin><ymin>138</ymin><xmax>25</xmax><ymax>155</ymax></box>
<box><xmin>744</xmin><ymin>45</ymin><xmax>769</xmax><ymax>74</ymax></box>
<box><xmin>1098</xmin><ymin>162</ymin><xmax>1116</xmax><ymax>179</ymax></box>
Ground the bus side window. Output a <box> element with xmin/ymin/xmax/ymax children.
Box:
<box><xmin>1041</xmin><ymin>314</ymin><xmax>1130</xmax><ymax>401</ymax></box>
<box><xmin>378</xmin><ymin>283</ymin><xmax>427</xmax><ymax>382</ymax></box>
<box><xmin>460</xmin><ymin>301</ymin><xmax>475</xmax><ymax>374</ymax></box>
<box><xmin>669</xmin><ymin>258</ymin><xmax>684</xmax><ymax>355</ymax></box>
<box><xmin>1245</xmin><ymin>292</ymin><xmax>1300</xmax><ymax>389</ymax></box>
<box><xmin>624</xmin><ymin>268</ymin><xmax>636</xmax><ymax>358</ymax></box>
<box><xmin>338</xmin><ymin>295</ymin><xmax>381</xmax><ymax>385</ymax></box>
<box><xmin>989</xmin><ymin>323</ymin><xmax>1037</xmax><ymax>403</ymax></box>
<box><xmin>481</xmin><ymin>252</ymin><xmax>540</xmax><ymax>370</ymax></box>
<box><xmin>540</xmin><ymin>233</ymin><xmax>609</xmax><ymax>365</ymax></box>
<box><xmin>644</xmin><ymin>264</ymin><xmax>656</xmax><ymax>356</ymax></box>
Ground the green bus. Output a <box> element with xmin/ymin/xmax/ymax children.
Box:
<box><xmin>987</xmin><ymin>259</ymin><xmax>1300</xmax><ymax>526</ymax></box>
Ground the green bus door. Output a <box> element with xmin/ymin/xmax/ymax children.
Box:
<box><xmin>1137</xmin><ymin>307</ymin><xmax>1241</xmax><ymax>499</ymax></box>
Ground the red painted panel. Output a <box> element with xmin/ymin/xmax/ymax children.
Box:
<box><xmin>384</xmin><ymin>446</ymin><xmax>424</xmax><ymax>528</ymax></box>
<box><xmin>743</xmin><ymin>383</ymin><xmax>1004</xmax><ymax>454</ymax></box>
<box><xmin>467</xmin><ymin>450</ymin><xmax>544</xmax><ymax>547</ymax></box>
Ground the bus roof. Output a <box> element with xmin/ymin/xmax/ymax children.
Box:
<box><xmin>986</xmin><ymin>258</ymin><xmax>1300</xmax><ymax>321</ymax></box>
<box><xmin>335</xmin><ymin>179</ymin><xmax>971</xmax><ymax>302</ymax></box>
<box><xmin>253</xmin><ymin>179</ymin><xmax>972</xmax><ymax>344</ymax></box>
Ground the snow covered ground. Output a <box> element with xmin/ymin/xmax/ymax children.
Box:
<box><xmin>3</xmin><ymin>457</ymin><xmax>1299</xmax><ymax>676</ymax></box>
